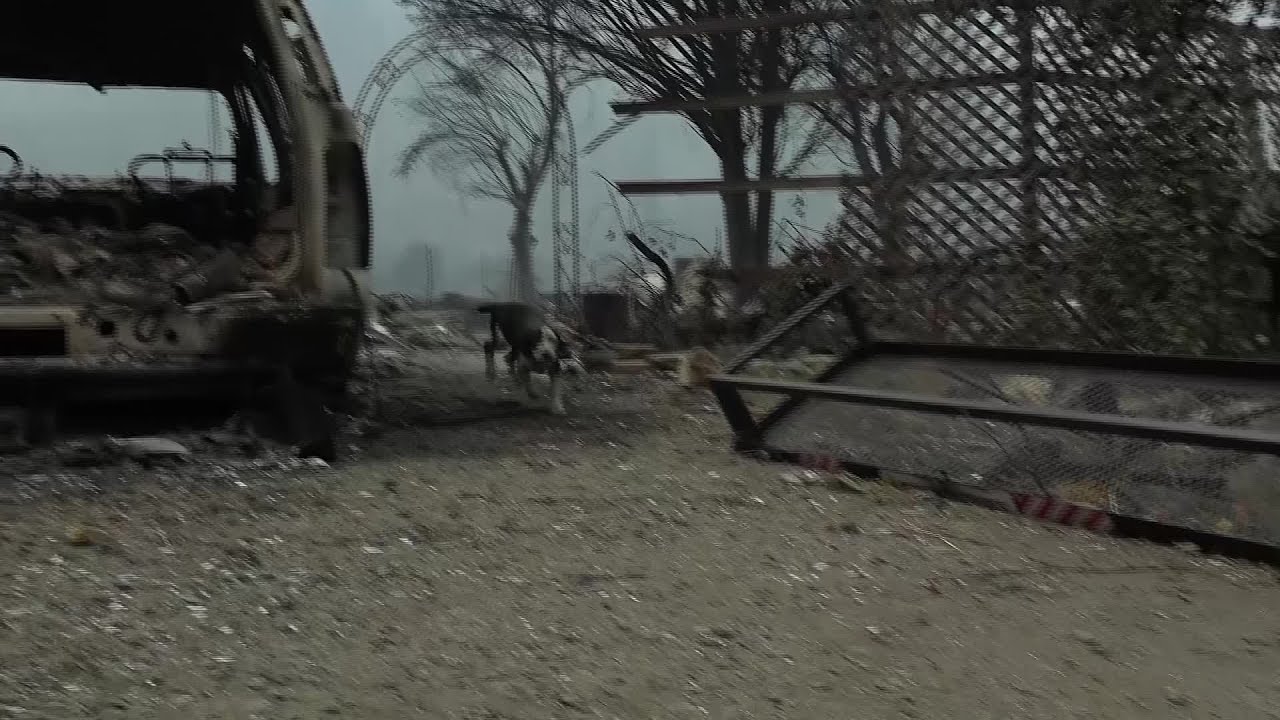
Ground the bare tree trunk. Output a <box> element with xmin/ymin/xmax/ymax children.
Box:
<box><xmin>720</xmin><ymin>154</ymin><xmax>758</xmax><ymax>265</ymax></box>
<box><xmin>510</xmin><ymin>204</ymin><xmax>537</xmax><ymax>304</ymax></box>
<box><xmin>752</xmin><ymin>110</ymin><xmax>780</xmax><ymax>265</ymax></box>
<box><xmin>708</xmin><ymin>0</ymin><xmax>769</xmax><ymax>305</ymax></box>
<box><xmin>719</xmin><ymin>151</ymin><xmax>774</xmax><ymax>309</ymax></box>
<box><xmin>750</xmin><ymin>19</ymin><xmax>785</xmax><ymax>284</ymax></box>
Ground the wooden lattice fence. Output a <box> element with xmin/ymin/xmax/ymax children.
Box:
<box><xmin>813</xmin><ymin>1</ymin><xmax>1280</xmax><ymax>354</ymax></box>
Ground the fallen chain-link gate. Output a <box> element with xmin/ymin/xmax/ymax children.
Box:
<box><xmin>711</xmin><ymin>282</ymin><xmax>1280</xmax><ymax>566</ymax></box>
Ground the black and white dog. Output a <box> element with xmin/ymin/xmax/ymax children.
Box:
<box><xmin>476</xmin><ymin>302</ymin><xmax>585</xmax><ymax>415</ymax></box>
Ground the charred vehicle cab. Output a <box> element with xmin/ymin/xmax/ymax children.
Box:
<box><xmin>0</xmin><ymin>1</ymin><xmax>371</xmax><ymax>412</ymax></box>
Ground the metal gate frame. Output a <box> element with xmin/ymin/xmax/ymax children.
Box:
<box><xmin>709</xmin><ymin>282</ymin><xmax>1280</xmax><ymax>565</ymax></box>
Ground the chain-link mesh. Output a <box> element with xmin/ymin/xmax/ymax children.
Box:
<box><xmin>775</xmin><ymin>0</ymin><xmax>1280</xmax><ymax>356</ymax></box>
<box><xmin>765</xmin><ymin>353</ymin><xmax>1280</xmax><ymax>543</ymax></box>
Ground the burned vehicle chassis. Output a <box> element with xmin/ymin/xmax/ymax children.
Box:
<box><xmin>0</xmin><ymin>0</ymin><xmax>372</xmax><ymax>449</ymax></box>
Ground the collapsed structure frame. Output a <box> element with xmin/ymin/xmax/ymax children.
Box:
<box><xmin>613</xmin><ymin>2</ymin><xmax>1280</xmax><ymax>563</ymax></box>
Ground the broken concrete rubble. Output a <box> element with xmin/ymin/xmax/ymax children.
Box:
<box><xmin>371</xmin><ymin>308</ymin><xmax>476</xmax><ymax>350</ymax></box>
<box><xmin>0</xmin><ymin>213</ymin><xmax>257</xmax><ymax>310</ymax></box>
<box><xmin>374</xmin><ymin>292</ymin><xmax>429</xmax><ymax>315</ymax></box>
<box><xmin>110</xmin><ymin>436</ymin><xmax>192</xmax><ymax>460</ymax></box>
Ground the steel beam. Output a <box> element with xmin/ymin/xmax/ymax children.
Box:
<box><xmin>612</xmin><ymin>88</ymin><xmax>844</xmax><ymax>114</ymax></box>
<box><xmin>615</xmin><ymin>164</ymin><xmax>1073</xmax><ymax>195</ymax></box>
<box><xmin>713</xmin><ymin>374</ymin><xmax>1280</xmax><ymax>455</ymax></box>
<box><xmin>616</xmin><ymin>176</ymin><xmax>849</xmax><ymax>195</ymax></box>
<box><xmin>609</xmin><ymin>72</ymin><xmax>1278</xmax><ymax>116</ymax></box>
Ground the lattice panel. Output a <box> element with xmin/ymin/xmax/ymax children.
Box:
<box><xmin>851</xmin><ymin>262</ymin><xmax>1081</xmax><ymax>346</ymax></box>
<box><xmin>810</xmin><ymin>1</ymin><xmax>1280</xmax><ymax>354</ymax></box>
<box><xmin>1249</xmin><ymin>49</ymin><xmax>1280</xmax><ymax>98</ymax></box>
<box><xmin>1037</xmin><ymin>179</ymin><xmax>1102</xmax><ymax>248</ymax></box>
<box><xmin>834</xmin><ymin>187</ymin><xmax>887</xmax><ymax>254</ymax></box>
<box><xmin>1034</xmin><ymin>7</ymin><xmax>1153</xmax><ymax>79</ymax></box>
<box><xmin>1259</xmin><ymin>102</ymin><xmax>1280</xmax><ymax>168</ymax></box>
<box><xmin>909</xmin><ymin>86</ymin><xmax>1024</xmax><ymax>169</ymax></box>
<box><xmin>900</xmin><ymin>9</ymin><xmax>1020</xmax><ymax>80</ymax></box>
<box><xmin>1035</xmin><ymin>82</ymin><xmax>1141</xmax><ymax>167</ymax></box>
<box><xmin>839</xmin><ymin>182</ymin><xmax>1097</xmax><ymax>280</ymax></box>
<box><xmin>1036</xmin><ymin>13</ymin><xmax>1250</xmax><ymax>89</ymax></box>
<box><xmin>904</xmin><ymin>181</ymin><xmax>1021</xmax><ymax>256</ymax></box>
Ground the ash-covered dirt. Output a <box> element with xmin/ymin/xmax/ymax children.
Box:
<box><xmin>3</xmin><ymin>347</ymin><xmax>1280</xmax><ymax>719</ymax></box>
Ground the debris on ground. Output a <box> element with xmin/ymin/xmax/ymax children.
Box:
<box><xmin>780</xmin><ymin>468</ymin><xmax>825</xmax><ymax>485</ymax></box>
<box><xmin>675</xmin><ymin>347</ymin><xmax>723</xmax><ymax>388</ymax></box>
<box><xmin>373</xmin><ymin>308</ymin><xmax>476</xmax><ymax>349</ymax></box>
<box><xmin>109</xmin><ymin>436</ymin><xmax>191</xmax><ymax>461</ymax></box>
<box><xmin>64</xmin><ymin>524</ymin><xmax>113</xmax><ymax>547</ymax></box>
<box><xmin>0</xmin><ymin>208</ymin><xmax>278</xmax><ymax>312</ymax></box>
<box><xmin>373</xmin><ymin>291</ymin><xmax>430</xmax><ymax>315</ymax></box>
<box><xmin>2</xmin><ymin>346</ymin><xmax>1279</xmax><ymax>719</ymax></box>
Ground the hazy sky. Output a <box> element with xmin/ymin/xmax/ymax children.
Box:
<box><xmin>0</xmin><ymin>0</ymin><xmax>838</xmax><ymax>296</ymax></box>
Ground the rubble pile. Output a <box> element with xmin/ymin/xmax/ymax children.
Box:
<box><xmin>379</xmin><ymin>309</ymin><xmax>476</xmax><ymax>349</ymax></box>
<box><xmin>373</xmin><ymin>292</ymin><xmax>430</xmax><ymax>315</ymax></box>
<box><xmin>0</xmin><ymin>213</ymin><xmax>260</xmax><ymax>315</ymax></box>
<box><xmin>355</xmin><ymin>308</ymin><xmax>475</xmax><ymax>388</ymax></box>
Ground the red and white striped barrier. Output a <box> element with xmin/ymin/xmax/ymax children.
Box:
<box><xmin>790</xmin><ymin>452</ymin><xmax>1117</xmax><ymax>536</ymax></box>
<box><xmin>771</xmin><ymin>452</ymin><xmax>1280</xmax><ymax>563</ymax></box>
<box><xmin>798</xmin><ymin>453</ymin><xmax>842</xmax><ymax>473</ymax></box>
<box><xmin>1007</xmin><ymin>492</ymin><xmax>1113</xmax><ymax>534</ymax></box>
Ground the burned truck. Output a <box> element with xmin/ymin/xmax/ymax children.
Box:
<box><xmin>0</xmin><ymin>1</ymin><xmax>371</xmax><ymax>428</ymax></box>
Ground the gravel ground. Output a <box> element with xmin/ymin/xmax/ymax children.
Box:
<box><xmin>3</xmin><ymin>348</ymin><xmax>1280</xmax><ymax>719</ymax></box>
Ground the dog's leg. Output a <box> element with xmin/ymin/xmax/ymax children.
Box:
<box><xmin>483</xmin><ymin>315</ymin><xmax>501</xmax><ymax>380</ymax></box>
<box><xmin>547</xmin><ymin>367</ymin><xmax>565</xmax><ymax>415</ymax></box>
<box><xmin>516</xmin><ymin>360</ymin><xmax>539</xmax><ymax>399</ymax></box>
<box><xmin>483</xmin><ymin>339</ymin><xmax>498</xmax><ymax>380</ymax></box>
